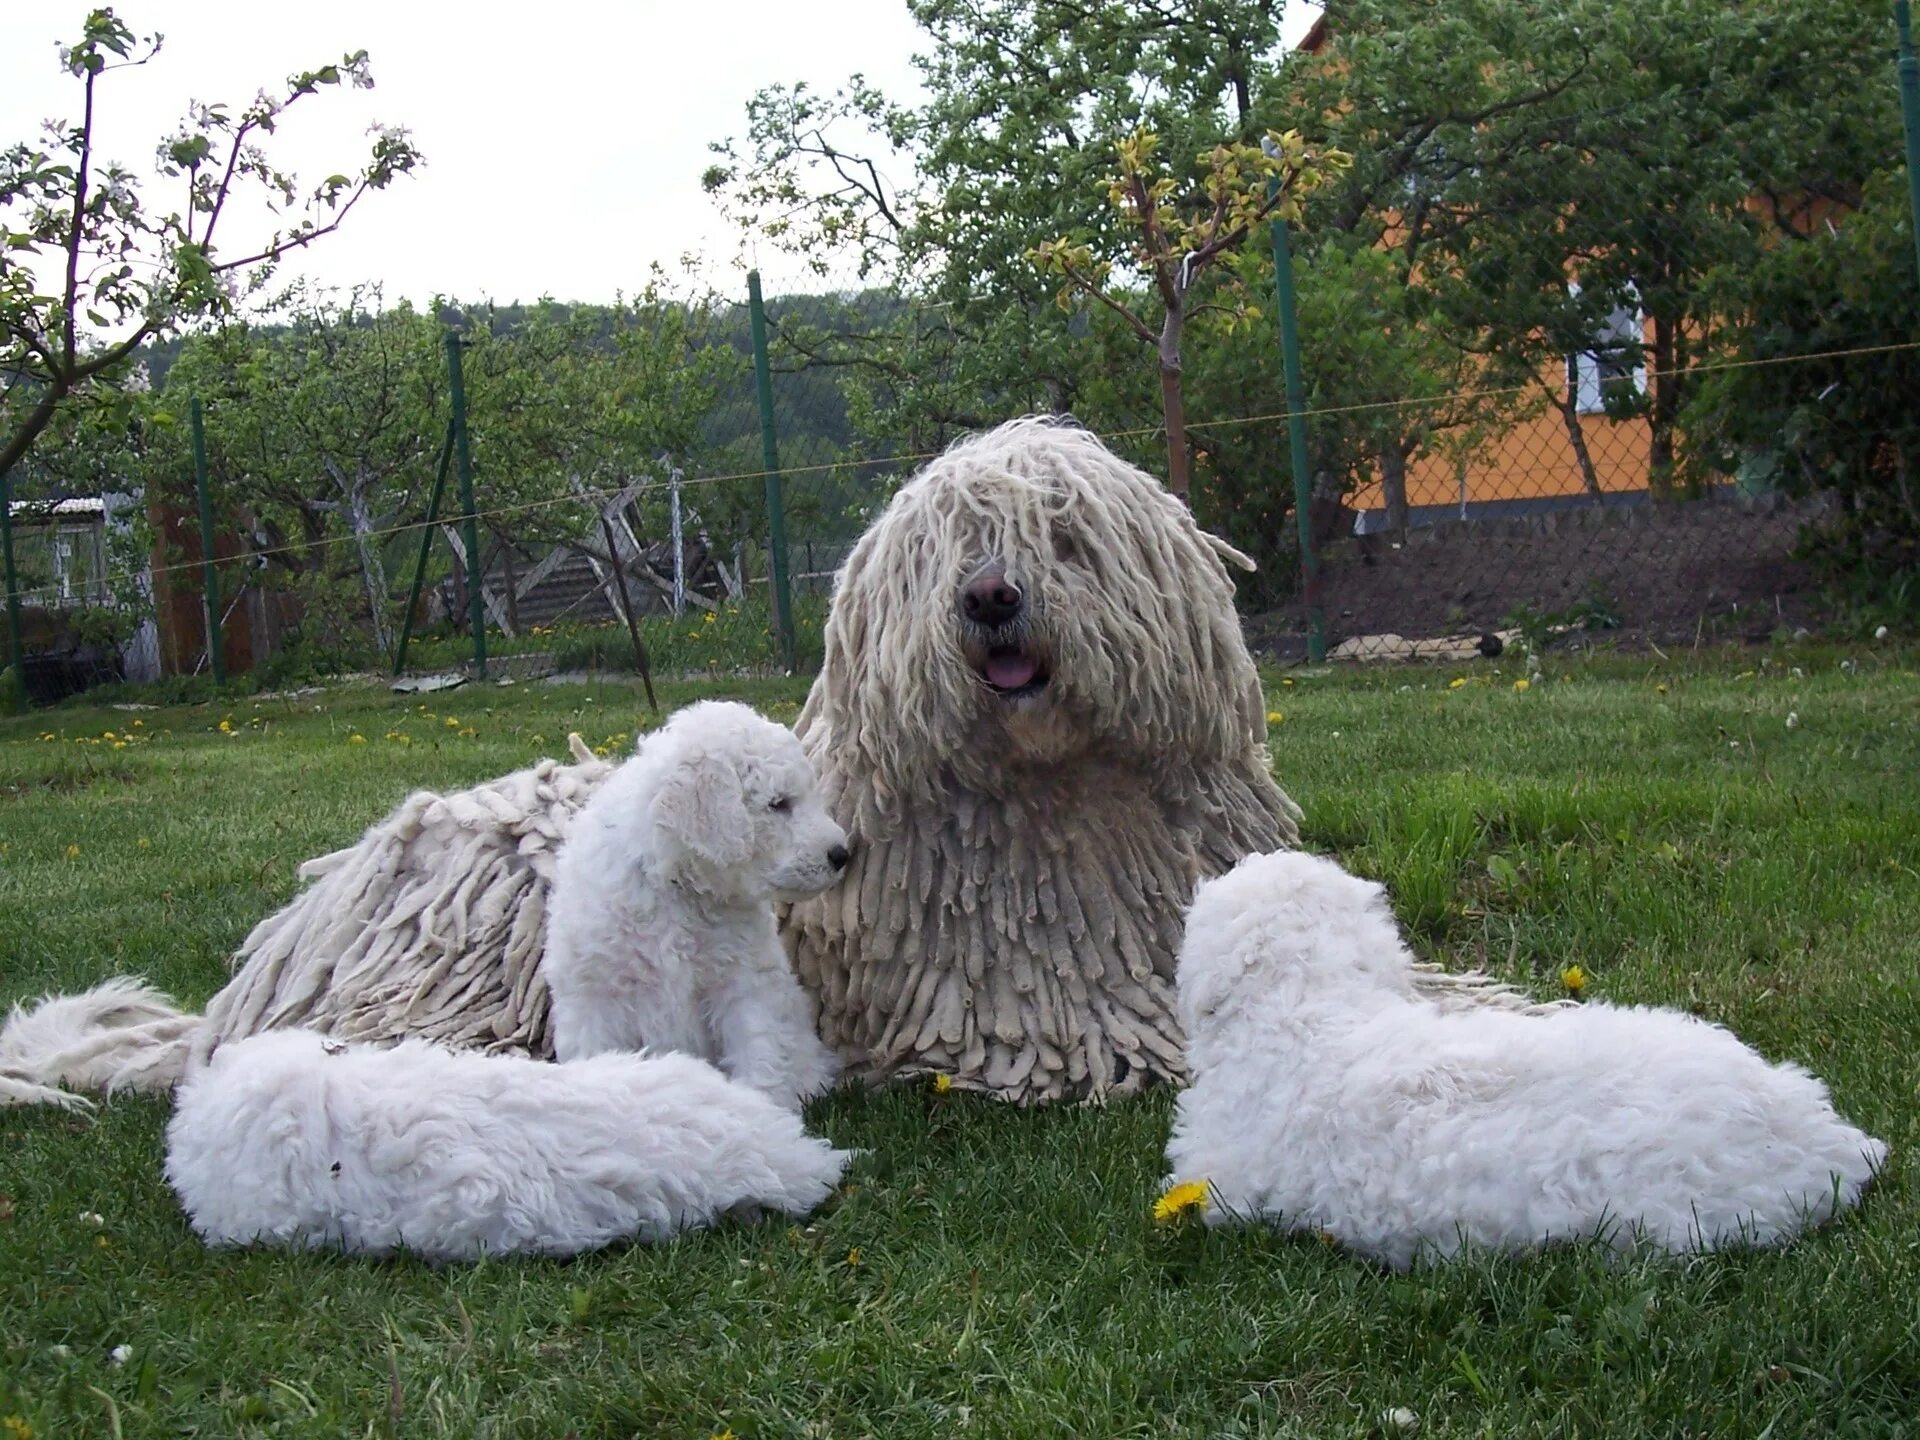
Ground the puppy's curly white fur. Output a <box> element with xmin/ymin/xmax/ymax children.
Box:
<box><xmin>166</xmin><ymin>1029</ymin><xmax>849</xmax><ymax>1260</ymax></box>
<box><xmin>544</xmin><ymin>699</ymin><xmax>847</xmax><ymax>1107</ymax></box>
<box><xmin>1168</xmin><ymin>850</ymin><xmax>1887</xmax><ymax>1266</ymax></box>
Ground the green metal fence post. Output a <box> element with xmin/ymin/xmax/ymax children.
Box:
<box><xmin>391</xmin><ymin>418</ymin><xmax>457</xmax><ymax>677</ymax></box>
<box><xmin>747</xmin><ymin>270</ymin><xmax>798</xmax><ymax>674</ymax></box>
<box><xmin>0</xmin><ymin>465</ymin><xmax>23</xmax><ymax>698</ymax></box>
<box><xmin>190</xmin><ymin>398</ymin><xmax>226</xmax><ymax>686</ymax></box>
<box><xmin>1897</xmin><ymin>1</ymin><xmax>1920</xmax><ymax>294</ymax></box>
<box><xmin>444</xmin><ymin>331</ymin><xmax>486</xmax><ymax>679</ymax></box>
<box><xmin>1267</xmin><ymin>213</ymin><xmax>1326</xmax><ymax>664</ymax></box>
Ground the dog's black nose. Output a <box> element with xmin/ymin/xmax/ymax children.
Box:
<box><xmin>961</xmin><ymin>568</ymin><xmax>1023</xmax><ymax>628</ymax></box>
<box><xmin>827</xmin><ymin>844</ymin><xmax>851</xmax><ymax>872</ymax></box>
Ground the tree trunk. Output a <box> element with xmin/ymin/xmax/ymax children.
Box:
<box><xmin>1648</xmin><ymin>313</ymin><xmax>1681</xmax><ymax>499</ymax></box>
<box><xmin>1160</xmin><ymin>364</ymin><xmax>1192</xmax><ymax>505</ymax></box>
<box><xmin>325</xmin><ymin>457</ymin><xmax>395</xmax><ymax>660</ymax></box>
<box><xmin>1379</xmin><ymin>443</ymin><xmax>1411</xmax><ymax>536</ymax></box>
<box><xmin>1554</xmin><ymin>387</ymin><xmax>1605</xmax><ymax>499</ymax></box>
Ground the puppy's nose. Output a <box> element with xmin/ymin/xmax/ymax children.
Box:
<box><xmin>960</xmin><ymin>567</ymin><xmax>1023</xmax><ymax>628</ymax></box>
<box><xmin>827</xmin><ymin>844</ymin><xmax>851</xmax><ymax>872</ymax></box>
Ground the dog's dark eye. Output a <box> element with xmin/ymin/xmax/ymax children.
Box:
<box><xmin>769</xmin><ymin>797</ymin><xmax>793</xmax><ymax>813</ymax></box>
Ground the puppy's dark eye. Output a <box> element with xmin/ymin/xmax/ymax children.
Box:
<box><xmin>769</xmin><ymin>797</ymin><xmax>793</xmax><ymax>813</ymax></box>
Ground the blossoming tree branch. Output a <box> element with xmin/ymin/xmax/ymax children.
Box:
<box><xmin>1030</xmin><ymin>128</ymin><xmax>1349</xmax><ymax>502</ymax></box>
<box><xmin>0</xmin><ymin>9</ymin><xmax>423</xmax><ymax>484</ymax></box>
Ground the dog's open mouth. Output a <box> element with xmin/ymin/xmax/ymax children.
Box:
<box><xmin>979</xmin><ymin>644</ymin><xmax>1050</xmax><ymax>699</ymax></box>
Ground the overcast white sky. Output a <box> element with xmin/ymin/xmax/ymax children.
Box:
<box><xmin>2</xmin><ymin>1</ymin><xmax>1321</xmax><ymax>309</ymax></box>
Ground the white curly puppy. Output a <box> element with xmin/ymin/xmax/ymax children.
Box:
<box><xmin>544</xmin><ymin>700</ymin><xmax>848</xmax><ymax>1108</ymax></box>
<box><xmin>166</xmin><ymin>1029</ymin><xmax>850</xmax><ymax>1260</ymax></box>
<box><xmin>1167</xmin><ymin>850</ymin><xmax>1887</xmax><ymax>1267</ymax></box>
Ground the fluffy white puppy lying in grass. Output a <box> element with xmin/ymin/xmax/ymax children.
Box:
<box><xmin>1166</xmin><ymin>850</ymin><xmax>1887</xmax><ymax>1267</ymax></box>
<box><xmin>166</xmin><ymin>1031</ymin><xmax>849</xmax><ymax>1260</ymax></box>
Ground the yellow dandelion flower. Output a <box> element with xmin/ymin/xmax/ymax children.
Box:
<box><xmin>1266</xmin><ymin>710</ymin><xmax>1284</xmax><ymax>725</ymax></box>
<box><xmin>38</xmin><ymin>732</ymin><xmax>55</xmax><ymax>742</ymax></box>
<box><xmin>1655</xmin><ymin>683</ymin><xmax>1668</xmax><ymax>695</ymax></box>
<box><xmin>112</xmin><ymin>741</ymin><xmax>127</xmax><ymax>750</ymax></box>
<box><xmin>1561</xmin><ymin>965</ymin><xmax>1587</xmax><ymax>994</ymax></box>
<box><xmin>530</xmin><ymin>734</ymin><xmax>546</xmax><ymax>746</ymax></box>
<box><xmin>65</xmin><ymin>844</ymin><xmax>81</xmax><ymax>860</ymax></box>
<box><xmin>933</xmin><ymin>1073</ymin><xmax>953</xmax><ymax>1094</ymax></box>
<box><xmin>5</xmin><ymin>1414</ymin><xmax>35</xmax><ymax>1439</ymax></box>
<box><xmin>845</xmin><ymin>1247</ymin><xmax>862</xmax><ymax>1267</ymax></box>
<box><xmin>102</xmin><ymin>730</ymin><xmax>116</xmax><ymax>740</ymax></box>
<box><xmin>349</xmin><ymin>734</ymin><xmax>367</xmax><ymax>745</ymax></box>
<box><xmin>217</xmin><ymin>718</ymin><xmax>234</xmax><ymax>733</ymax></box>
<box><xmin>1154</xmin><ymin>1179</ymin><xmax>1211</xmax><ymax>1223</ymax></box>
<box><xmin>1282</xmin><ymin>677</ymin><xmax>1295</xmax><ymax>687</ymax></box>
<box><xmin>459</xmin><ymin>727</ymin><xmax>477</xmax><ymax>738</ymax></box>
<box><xmin>712</xmin><ymin>1430</ymin><xmax>737</xmax><ymax>1440</ymax></box>
<box><xmin>687</xmin><ymin>629</ymin><xmax>702</xmax><ymax>640</ymax></box>
<box><xmin>132</xmin><ymin>719</ymin><xmax>143</xmax><ymax>728</ymax></box>
<box><xmin>94</xmin><ymin>1234</ymin><xmax>110</xmax><ymax>1249</ymax></box>
<box><xmin>1513</xmin><ymin>678</ymin><xmax>1531</xmax><ymax>693</ymax></box>
<box><xmin>1448</xmin><ymin>677</ymin><xmax>1468</xmax><ymax>690</ymax></box>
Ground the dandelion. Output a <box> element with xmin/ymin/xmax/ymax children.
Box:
<box><xmin>845</xmin><ymin>1247</ymin><xmax>862</xmax><ymax>1267</ymax></box>
<box><xmin>1281</xmin><ymin>677</ymin><xmax>1295</xmax><ymax>687</ymax></box>
<box><xmin>1448</xmin><ymin>677</ymin><xmax>1468</xmax><ymax>690</ymax></box>
<box><xmin>349</xmin><ymin>734</ymin><xmax>367</xmax><ymax>745</ymax></box>
<box><xmin>1874</xmin><ymin>625</ymin><xmax>1889</xmax><ymax>640</ymax></box>
<box><xmin>217</xmin><ymin>718</ymin><xmax>234</xmax><ymax>734</ymax></box>
<box><xmin>1266</xmin><ymin>710</ymin><xmax>1284</xmax><ymax>725</ymax></box>
<box><xmin>136</xmin><ymin>837</ymin><xmax>150</xmax><ymax>849</ymax></box>
<box><xmin>94</xmin><ymin>1235</ymin><xmax>110</xmax><ymax>1249</ymax></box>
<box><xmin>1655</xmin><ymin>683</ymin><xmax>1668</xmax><ymax>695</ymax></box>
<box><xmin>1154</xmin><ymin>1179</ymin><xmax>1210</xmax><ymax>1223</ymax></box>
<box><xmin>112</xmin><ymin>741</ymin><xmax>127</xmax><ymax>750</ymax></box>
<box><xmin>1561</xmin><ymin>965</ymin><xmax>1587</xmax><ymax>995</ymax></box>
<box><xmin>101</xmin><ymin>730</ymin><xmax>115</xmax><ymax>740</ymax></box>
<box><xmin>933</xmin><ymin>1073</ymin><xmax>953</xmax><ymax>1094</ymax></box>
<box><xmin>445</xmin><ymin>716</ymin><xmax>460</xmax><ymax>728</ymax></box>
<box><xmin>4</xmin><ymin>1415</ymin><xmax>34</xmax><ymax>1439</ymax></box>
<box><xmin>1786</xmin><ymin>712</ymin><xmax>1799</xmax><ymax>730</ymax></box>
<box><xmin>65</xmin><ymin>844</ymin><xmax>80</xmax><ymax>860</ymax></box>
<box><xmin>132</xmin><ymin>719</ymin><xmax>143</xmax><ymax>728</ymax></box>
<box><xmin>1513</xmin><ymin>678</ymin><xmax>1531</xmax><ymax>693</ymax></box>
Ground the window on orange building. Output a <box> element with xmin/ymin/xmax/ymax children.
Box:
<box><xmin>1566</xmin><ymin>280</ymin><xmax>1647</xmax><ymax>415</ymax></box>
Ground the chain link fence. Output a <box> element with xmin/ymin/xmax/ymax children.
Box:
<box><xmin>4</xmin><ymin>5</ymin><xmax>1917</xmax><ymax>700</ymax></box>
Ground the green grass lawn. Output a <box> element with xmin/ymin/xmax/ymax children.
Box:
<box><xmin>1</xmin><ymin>652</ymin><xmax>1916</xmax><ymax>1438</ymax></box>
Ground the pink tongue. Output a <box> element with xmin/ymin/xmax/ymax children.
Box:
<box><xmin>985</xmin><ymin>650</ymin><xmax>1039</xmax><ymax>689</ymax></box>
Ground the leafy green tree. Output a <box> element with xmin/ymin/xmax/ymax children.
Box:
<box><xmin>1685</xmin><ymin>171</ymin><xmax>1920</xmax><ymax>608</ymax></box>
<box><xmin>1030</xmin><ymin>127</ymin><xmax>1348</xmax><ymax>500</ymax></box>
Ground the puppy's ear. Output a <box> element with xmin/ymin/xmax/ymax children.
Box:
<box><xmin>650</xmin><ymin>753</ymin><xmax>753</xmax><ymax>866</ymax></box>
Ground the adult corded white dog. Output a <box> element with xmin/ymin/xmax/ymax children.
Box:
<box><xmin>1167</xmin><ymin>850</ymin><xmax>1887</xmax><ymax>1266</ymax></box>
